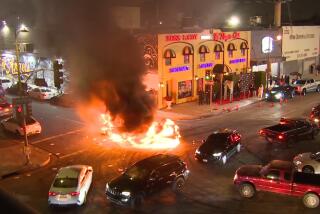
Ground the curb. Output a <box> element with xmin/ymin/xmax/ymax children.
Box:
<box><xmin>0</xmin><ymin>153</ymin><xmax>51</xmax><ymax>180</ymax></box>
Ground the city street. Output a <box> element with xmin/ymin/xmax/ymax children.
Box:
<box><xmin>0</xmin><ymin>93</ymin><xmax>319</xmax><ymax>214</ymax></box>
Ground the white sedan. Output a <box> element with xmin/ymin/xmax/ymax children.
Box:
<box><xmin>28</xmin><ymin>87</ymin><xmax>59</xmax><ymax>100</ymax></box>
<box><xmin>293</xmin><ymin>152</ymin><xmax>320</xmax><ymax>174</ymax></box>
<box><xmin>48</xmin><ymin>165</ymin><xmax>93</xmax><ymax>207</ymax></box>
<box><xmin>0</xmin><ymin>77</ymin><xmax>13</xmax><ymax>90</ymax></box>
<box><xmin>1</xmin><ymin>116</ymin><xmax>42</xmax><ymax>136</ymax></box>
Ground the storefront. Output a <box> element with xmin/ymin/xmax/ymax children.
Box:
<box><xmin>157</xmin><ymin>29</ymin><xmax>251</xmax><ymax>108</ymax></box>
<box><xmin>281</xmin><ymin>26</ymin><xmax>320</xmax><ymax>80</ymax></box>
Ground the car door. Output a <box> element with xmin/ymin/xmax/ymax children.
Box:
<box><xmin>158</xmin><ymin>163</ymin><xmax>177</xmax><ymax>187</ymax></box>
<box><xmin>259</xmin><ymin>169</ymin><xmax>282</xmax><ymax>193</ymax></box>
<box><xmin>309</xmin><ymin>79</ymin><xmax>316</xmax><ymax>91</ymax></box>
<box><xmin>147</xmin><ymin>170</ymin><xmax>161</xmax><ymax>193</ymax></box>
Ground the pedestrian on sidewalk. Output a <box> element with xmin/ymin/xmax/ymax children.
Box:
<box><xmin>258</xmin><ymin>84</ymin><xmax>264</xmax><ymax>99</ymax></box>
<box><xmin>249</xmin><ymin>83</ymin><xmax>255</xmax><ymax>97</ymax></box>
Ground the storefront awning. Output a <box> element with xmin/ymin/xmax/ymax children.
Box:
<box><xmin>227</xmin><ymin>43</ymin><xmax>237</xmax><ymax>51</ymax></box>
<box><xmin>182</xmin><ymin>46</ymin><xmax>194</xmax><ymax>55</ymax></box>
<box><xmin>240</xmin><ymin>42</ymin><xmax>249</xmax><ymax>50</ymax></box>
<box><xmin>212</xmin><ymin>64</ymin><xmax>232</xmax><ymax>74</ymax></box>
<box><xmin>164</xmin><ymin>49</ymin><xmax>176</xmax><ymax>58</ymax></box>
<box><xmin>199</xmin><ymin>45</ymin><xmax>210</xmax><ymax>54</ymax></box>
<box><xmin>214</xmin><ymin>44</ymin><xmax>223</xmax><ymax>52</ymax></box>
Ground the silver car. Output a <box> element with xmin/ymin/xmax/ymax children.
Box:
<box><xmin>293</xmin><ymin>152</ymin><xmax>320</xmax><ymax>174</ymax></box>
<box><xmin>48</xmin><ymin>165</ymin><xmax>93</xmax><ymax>206</ymax></box>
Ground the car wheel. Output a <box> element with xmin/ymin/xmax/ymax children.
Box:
<box><xmin>303</xmin><ymin>193</ymin><xmax>319</xmax><ymax>209</ymax></box>
<box><xmin>302</xmin><ymin>166</ymin><xmax>315</xmax><ymax>174</ymax></box>
<box><xmin>131</xmin><ymin>193</ymin><xmax>144</xmax><ymax>208</ymax></box>
<box><xmin>172</xmin><ymin>177</ymin><xmax>185</xmax><ymax>192</ymax></box>
<box><xmin>303</xmin><ymin>89</ymin><xmax>307</xmax><ymax>96</ymax></box>
<box><xmin>236</xmin><ymin>144</ymin><xmax>241</xmax><ymax>152</ymax></box>
<box><xmin>317</xmin><ymin>85</ymin><xmax>320</xmax><ymax>93</ymax></box>
<box><xmin>239</xmin><ymin>183</ymin><xmax>255</xmax><ymax>198</ymax></box>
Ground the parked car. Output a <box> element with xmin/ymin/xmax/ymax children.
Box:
<box><xmin>1</xmin><ymin>116</ymin><xmax>41</xmax><ymax>136</ymax></box>
<box><xmin>264</xmin><ymin>85</ymin><xmax>295</xmax><ymax>101</ymax></box>
<box><xmin>0</xmin><ymin>77</ymin><xmax>13</xmax><ymax>90</ymax></box>
<box><xmin>259</xmin><ymin>118</ymin><xmax>318</xmax><ymax>145</ymax></box>
<box><xmin>28</xmin><ymin>87</ymin><xmax>59</xmax><ymax>100</ymax></box>
<box><xmin>310</xmin><ymin>104</ymin><xmax>320</xmax><ymax>127</ymax></box>
<box><xmin>234</xmin><ymin>160</ymin><xmax>320</xmax><ymax>208</ymax></box>
<box><xmin>293</xmin><ymin>152</ymin><xmax>320</xmax><ymax>174</ymax></box>
<box><xmin>292</xmin><ymin>79</ymin><xmax>320</xmax><ymax>95</ymax></box>
<box><xmin>105</xmin><ymin>154</ymin><xmax>189</xmax><ymax>208</ymax></box>
<box><xmin>50</xmin><ymin>93</ymin><xmax>77</xmax><ymax>107</ymax></box>
<box><xmin>0</xmin><ymin>97</ymin><xmax>13</xmax><ymax>117</ymax></box>
<box><xmin>48</xmin><ymin>165</ymin><xmax>93</xmax><ymax>207</ymax></box>
<box><xmin>195</xmin><ymin>129</ymin><xmax>241</xmax><ymax>164</ymax></box>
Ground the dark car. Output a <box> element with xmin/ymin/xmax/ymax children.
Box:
<box><xmin>195</xmin><ymin>129</ymin><xmax>241</xmax><ymax>164</ymax></box>
<box><xmin>105</xmin><ymin>154</ymin><xmax>189</xmax><ymax>208</ymax></box>
<box><xmin>259</xmin><ymin>118</ymin><xmax>319</xmax><ymax>145</ymax></box>
<box><xmin>265</xmin><ymin>85</ymin><xmax>295</xmax><ymax>101</ymax></box>
<box><xmin>310</xmin><ymin>104</ymin><xmax>320</xmax><ymax>127</ymax></box>
<box><xmin>0</xmin><ymin>97</ymin><xmax>13</xmax><ymax>117</ymax></box>
<box><xmin>50</xmin><ymin>93</ymin><xmax>77</xmax><ymax>107</ymax></box>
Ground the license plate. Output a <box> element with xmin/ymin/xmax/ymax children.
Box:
<box><xmin>58</xmin><ymin>195</ymin><xmax>68</xmax><ymax>200</ymax></box>
<box><xmin>203</xmin><ymin>159</ymin><xmax>208</xmax><ymax>163</ymax></box>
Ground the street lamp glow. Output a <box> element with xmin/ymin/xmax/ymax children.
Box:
<box><xmin>228</xmin><ymin>16</ymin><xmax>240</xmax><ymax>27</ymax></box>
<box><xmin>276</xmin><ymin>35</ymin><xmax>282</xmax><ymax>41</ymax></box>
<box><xmin>1</xmin><ymin>24</ymin><xmax>10</xmax><ymax>35</ymax></box>
<box><xmin>18</xmin><ymin>23</ymin><xmax>29</xmax><ymax>33</ymax></box>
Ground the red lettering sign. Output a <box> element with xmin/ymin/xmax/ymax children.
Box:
<box><xmin>213</xmin><ymin>32</ymin><xmax>240</xmax><ymax>41</ymax></box>
<box><xmin>165</xmin><ymin>34</ymin><xmax>198</xmax><ymax>42</ymax></box>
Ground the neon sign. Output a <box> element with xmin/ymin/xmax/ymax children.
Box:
<box><xmin>230</xmin><ymin>58</ymin><xmax>246</xmax><ymax>64</ymax></box>
<box><xmin>169</xmin><ymin>66</ymin><xmax>190</xmax><ymax>73</ymax></box>
<box><xmin>213</xmin><ymin>32</ymin><xmax>240</xmax><ymax>41</ymax></box>
<box><xmin>165</xmin><ymin>34</ymin><xmax>198</xmax><ymax>42</ymax></box>
<box><xmin>199</xmin><ymin>63</ymin><xmax>214</xmax><ymax>69</ymax></box>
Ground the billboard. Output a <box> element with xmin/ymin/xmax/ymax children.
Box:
<box><xmin>282</xmin><ymin>26</ymin><xmax>319</xmax><ymax>61</ymax></box>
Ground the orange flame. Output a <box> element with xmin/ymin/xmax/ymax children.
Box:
<box><xmin>100</xmin><ymin>113</ymin><xmax>181</xmax><ymax>149</ymax></box>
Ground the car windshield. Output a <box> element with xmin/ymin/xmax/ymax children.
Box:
<box><xmin>200</xmin><ymin>133</ymin><xmax>228</xmax><ymax>151</ymax></box>
<box><xmin>295</xmin><ymin>80</ymin><xmax>306</xmax><ymax>84</ymax></box>
<box><xmin>124</xmin><ymin>165</ymin><xmax>150</xmax><ymax>181</ymax></box>
<box><xmin>53</xmin><ymin>177</ymin><xmax>78</xmax><ymax>188</ymax></box>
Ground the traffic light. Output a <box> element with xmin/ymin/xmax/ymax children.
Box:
<box><xmin>53</xmin><ymin>60</ymin><xmax>63</xmax><ymax>89</ymax></box>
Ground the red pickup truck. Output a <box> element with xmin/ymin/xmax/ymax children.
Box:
<box><xmin>234</xmin><ymin>160</ymin><xmax>320</xmax><ymax>208</ymax></box>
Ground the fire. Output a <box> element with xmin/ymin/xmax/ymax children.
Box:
<box><xmin>100</xmin><ymin>113</ymin><xmax>181</xmax><ymax>149</ymax></box>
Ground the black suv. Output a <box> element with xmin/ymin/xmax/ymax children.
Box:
<box><xmin>105</xmin><ymin>154</ymin><xmax>189</xmax><ymax>208</ymax></box>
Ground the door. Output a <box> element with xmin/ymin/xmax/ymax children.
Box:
<box><xmin>258</xmin><ymin>169</ymin><xmax>281</xmax><ymax>192</ymax></box>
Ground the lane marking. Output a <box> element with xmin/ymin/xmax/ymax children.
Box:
<box><xmin>59</xmin><ymin>149</ymin><xmax>88</xmax><ymax>159</ymax></box>
<box><xmin>55</xmin><ymin>116</ymin><xmax>85</xmax><ymax>125</ymax></box>
<box><xmin>31</xmin><ymin>129</ymin><xmax>84</xmax><ymax>145</ymax></box>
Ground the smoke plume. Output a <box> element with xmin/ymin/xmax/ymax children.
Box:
<box><xmin>35</xmin><ymin>0</ymin><xmax>155</xmax><ymax>132</ymax></box>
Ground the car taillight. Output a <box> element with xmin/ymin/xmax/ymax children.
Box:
<box><xmin>278</xmin><ymin>134</ymin><xmax>284</xmax><ymax>140</ymax></box>
<box><xmin>71</xmin><ymin>192</ymin><xmax>80</xmax><ymax>196</ymax></box>
<box><xmin>48</xmin><ymin>192</ymin><xmax>57</xmax><ymax>196</ymax></box>
<box><xmin>0</xmin><ymin>107</ymin><xmax>2</xmax><ymax>110</ymax></box>
<box><xmin>9</xmin><ymin>104</ymin><xmax>12</xmax><ymax>108</ymax></box>
<box><xmin>259</xmin><ymin>130</ymin><xmax>264</xmax><ymax>135</ymax></box>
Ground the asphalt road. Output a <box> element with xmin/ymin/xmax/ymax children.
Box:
<box><xmin>0</xmin><ymin>93</ymin><xmax>320</xmax><ymax>214</ymax></box>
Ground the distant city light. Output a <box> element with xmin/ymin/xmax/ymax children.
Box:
<box><xmin>228</xmin><ymin>16</ymin><xmax>240</xmax><ymax>27</ymax></box>
<box><xmin>159</xmin><ymin>21</ymin><xmax>163</xmax><ymax>25</ymax></box>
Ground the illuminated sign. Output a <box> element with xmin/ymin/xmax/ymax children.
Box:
<box><xmin>200</xmin><ymin>35</ymin><xmax>212</xmax><ymax>40</ymax></box>
<box><xmin>262</xmin><ymin>37</ymin><xmax>274</xmax><ymax>53</ymax></box>
<box><xmin>165</xmin><ymin>34</ymin><xmax>198</xmax><ymax>42</ymax></box>
<box><xmin>230</xmin><ymin>58</ymin><xmax>246</xmax><ymax>64</ymax></box>
<box><xmin>213</xmin><ymin>32</ymin><xmax>240</xmax><ymax>41</ymax></box>
<box><xmin>169</xmin><ymin>66</ymin><xmax>190</xmax><ymax>73</ymax></box>
<box><xmin>199</xmin><ymin>63</ymin><xmax>214</xmax><ymax>69</ymax></box>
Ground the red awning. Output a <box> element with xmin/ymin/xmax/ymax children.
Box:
<box><xmin>182</xmin><ymin>46</ymin><xmax>194</xmax><ymax>55</ymax></box>
<box><xmin>227</xmin><ymin>43</ymin><xmax>237</xmax><ymax>51</ymax></box>
<box><xmin>164</xmin><ymin>49</ymin><xmax>176</xmax><ymax>58</ymax></box>
<box><xmin>240</xmin><ymin>42</ymin><xmax>249</xmax><ymax>50</ymax></box>
<box><xmin>214</xmin><ymin>44</ymin><xmax>223</xmax><ymax>52</ymax></box>
<box><xmin>199</xmin><ymin>45</ymin><xmax>210</xmax><ymax>54</ymax></box>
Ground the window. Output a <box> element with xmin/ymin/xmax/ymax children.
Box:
<box><xmin>200</xmin><ymin>53</ymin><xmax>205</xmax><ymax>62</ymax></box>
<box><xmin>215</xmin><ymin>52</ymin><xmax>220</xmax><ymax>60</ymax></box>
<box><xmin>184</xmin><ymin>55</ymin><xmax>190</xmax><ymax>64</ymax></box>
<box><xmin>228</xmin><ymin>50</ymin><xmax>233</xmax><ymax>58</ymax></box>
<box><xmin>165</xmin><ymin>58</ymin><xmax>171</xmax><ymax>66</ymax></box>
<box><xmin>265</xmin><ymin>170</ymin><xmax>280</xmax><ymax>180</ymax></box>
<box><xmin>241</xmin><ymin>49</ymin><xmax>246</xmax><ymax>56</ymax></box>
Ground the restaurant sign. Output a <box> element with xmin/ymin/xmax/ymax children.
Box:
<box><xmin>213</xmin><ymin>32</ymin><xmax>240</xmax><ymax>41</ymax></box>
<box><xmin>165</xmin><ymin>34</ymin><xmax>198</xmax><ymax>42</ymax></box>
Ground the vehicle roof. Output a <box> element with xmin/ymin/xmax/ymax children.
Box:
<box><xmin>135</xmin><ymin>154</ymin><xmax>180</xmax><ymax>170</ymax></box>
<box><xmin>268</xmin><ymin>160</ymin><xmax>293</xmax><ymax>171</ymax></box>
<box><xmin>280</xmin><ymin>117</ymin><xmax>307</xmax><ymax>123</ymax></box>
<box><xmin>212</xmin><ymin>129</ymin><xmax>235</xmax><ymax>134</ymax></box>
<box><xmin>57</xmin><ymin>165</ymin><xmax>87</xmax><ymax>178</ymax></box>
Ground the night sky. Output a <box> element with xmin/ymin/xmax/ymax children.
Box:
<box><xmin>0</xmin><ymin>0</ymin><xmax>319</xmax><ymax>28</ymax></box>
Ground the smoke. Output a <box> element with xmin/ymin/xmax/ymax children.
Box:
<box><xmin>35</xmin><ymin>0</ymin><xmax>155</xmax><ymax>132</ymax></box>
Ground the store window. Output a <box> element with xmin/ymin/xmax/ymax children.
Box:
<box><xmin>228</xmin><ymin>50</ymin><xmax>233</xmax><ymax>58</ymax></box>
<box><xmin>227</xmin><ymin>43</ymin><xmax>236</xmax><ymax>58</ymax></box>
<box><xmin>182</xmin><ymin>46</ymin><xmax>193</xmax><ymax>64</ymax></box>
<box><xmin>199</xmin><ymin>45</ymin><xmax>209</xmax><ymax>63</ymax></box>
<box><xmin>184</xmin><ymin>55</ymin><xmax>190</xmax><ymax>64</ymax></box>
<box><xmin>240</xmin><ymin>42</ymin><xmax>248</xmax><ymax>57</ymax></box>
<box><xmin>164</xmin><ymin>49</ymin><xmax>176</xmax><ymax>66</ymax></box>
<box><xmin>200</xmin><ymin>53</ymin><xmax>206</xmax><ymax>62</ymax></box>
<box><xmin>178</xmin><ymin>80</ymin><xmax>192</xmax><ymax>99</ymax></box>
<box><xmin>241</xmin><ymin>49</ymin><xmax>246</xmax><ymax>56</ymax></box>
<box><xmin>165</xmin><ymin>58</ymin><xmax>171</xmax><ymax>66</ymax></box>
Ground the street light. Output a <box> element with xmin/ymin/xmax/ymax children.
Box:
<box><xmin>227</xmin><ymin>16</ymin><xmax>240</xmax><ymax>27</ymax></box>
<box><xmin>1</xmin><ymin>21</ymin><xmax>10</xmax><ymax>36</ymax></box>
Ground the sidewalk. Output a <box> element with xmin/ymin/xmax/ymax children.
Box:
<box><xmin>157</xmin><ymin>97</ymin><xmax>262</xmax><ymax>121</ymax></box>
<box><xmin>0</xmin><ymin>139</ymin><xmax>51</xmax><ymax>179</ymax></box>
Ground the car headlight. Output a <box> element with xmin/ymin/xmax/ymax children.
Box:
<box><xmin>121</xmin><ymin>191</ymin><xmax>131</xmax><ymax>197</ymax></box>
<box><xmin>195</xmin><ymin>149</ymin><xmax>201</xmax><ymax>154</ymax></box>
<box><xmin>212</xmin><ymin>152</ymin><xmax>222</xmax><ymax>157</ymax></box>
<box><xmin>294</xmin><ymin>160</ymin><xmax>302</xmax><ymax>165</ymax></box>
<box><xmin>314</xmin><ymin>118</ymin><xmax>319</xmax><ymax>123</ymax></box>
<box><xmin>265</xmin><ymin>93</ymin><xmax>269</xmax><ymax>98</ymax></box>
<box><xmin>275</xmin><ymin>92</ymin><xmax>283</xmax><ymax>99</ymax></box>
